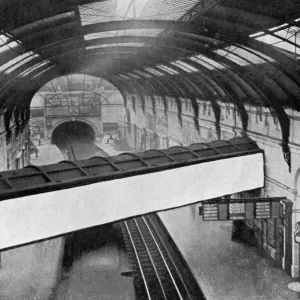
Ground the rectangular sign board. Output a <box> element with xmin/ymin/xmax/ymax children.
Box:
<box><xmin>202</xmin><ymin>198</ymin><xmax>285</xmax><ymax>221</ymax></box>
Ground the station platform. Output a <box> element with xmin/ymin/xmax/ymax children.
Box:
<box><xmin>30</xmin><ymin>144</ymin><xmax>65</xmax><ymax>165</ymax></box>
<box><xmin>53</xmin><ymin>243</ymin><xmax>134</xmax><ymax>300</ymax></box>
<box><xmin>158</xmin><ymin>204</ymin><xmax>299</xmax><ymax>300</ymax></box>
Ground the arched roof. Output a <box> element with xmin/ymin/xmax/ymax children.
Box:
<box><xmin>0</xmin><ymin>0</ymin><xmax>300</xmax><ymax>168</ymax></box>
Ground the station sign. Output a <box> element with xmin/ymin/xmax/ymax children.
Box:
<box><xmin>201</xmin><ymin>198</ymin><xmax>285</xmax><ymax>221</ymax></box>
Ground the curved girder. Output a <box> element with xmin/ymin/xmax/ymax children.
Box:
<box><xmin>77</xmin><ymin>41</ymin><xmax>298</xmax><ymax>116</ymax></box>
<box><xmin>220</xmin><ymin>46</ymin><xmax>300</xmax><ymax>106</ymax></box>
<box><xmin>0</xmin><ymin>0</ymin><xmax>299</xmax><ymax>172</ymax></box>
<box><xmin>178</xmin><ymin>54</ymin><xmax>291</xmax><ymax>146</ymax></box>
<box><xmin>142</xmin><ymin>80</ymin><xmax>169</xmax><ymax>116</ymax></box>
<box><xmin>1</xmin><ymin>21</ymin><xmax>299</xmax><ymax>120</ymax></box>
<box><xmin>185</xmin><ymin>75</ymin><xmax>222</xmax><ymax>139</ymax></box>
<box><xmin>82</xmin><ymin>20</ymin><xmax>198</xmax><ymax>36</ymax></box>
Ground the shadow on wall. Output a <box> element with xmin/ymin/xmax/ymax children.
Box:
<box><xmin>61</xmin><ymin>223</ymin><xmax>122</xmax><ymax>275</ymax></box>
<box><xmin>0</xmin><ymin>238</ymin><xmax>65</xmax><ymax>300</ymax></box>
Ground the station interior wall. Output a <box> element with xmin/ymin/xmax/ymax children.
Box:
<box><xmin>0</xmin><ymin>87</ymin><xmax>299</xmax><ymax>300</ymax></box>
<box><xmin>124</xmin><ymin>93</ymin><xmax>300</xmax><ymax>277</ymax></box>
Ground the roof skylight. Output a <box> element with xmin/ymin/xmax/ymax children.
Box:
<box><xmin>192</xmin><ymin>55</ymin><xmax>226</xmax><ymax>69</ymax></box>
<box><xmin>213</xmin><ymin>49</ymin><xmax>250</xmax><ymax>66</ymax></box>
<box><xmin>33</xmin><ymin>65</ymin><xmax>55</xmax><ymax>78</ymax></box>
<box><xmin>118</xmin><ymin>74</ymin><xmax>131</xmax><ymax>80</ymax></box>
<box><xmin>249</xmin><ymin>32</ymin><xmax>264</xmax><ymax>38</ymax></box>
<box><xmin>80</xmin><ymin>0</ymin><xmax>199</xmax><ymax>26</ymax></box>
<box><xmin>0</xmin><ymin>40</ymin><xmax>19</xmax><ymax>54</ymax></box>
<box><xmin>157</xmin><ymin>64</ymin><xmax>179</xmax><ymax>75</ymax></box>
<box><xmin>20</xmin><ymin>61</ymin><xmax>50</xmax><ymax>77</ymax></box>
<box><xmin>170</xmin><ymin>61</ymin><xmax>198</xmax><ymax>73</ymax></box>
<box><xmin>86</xmin><ymin>43</ymin><xmax>144</xmax><ymax>50</ymax></box>
<box><xmin>79</xmin><ymin>0</ymin><xmax>149</xmax><ymax>26</ymax></box>
<box><xmin>144</xmin><ymin>67</ymin><xmax>164</xmax><ymax>76</ymax></box>
<box><xmin>5</xmin><ymin>53</ymin><xmax>39</xmax><ymax>74</ymax></box>
<box><xmin>0</xmin><ymin>52</ymin><xmax>38</xmax><ymax>73</ymax></box>
<box><xmin>0</xmin><ymin>35</ymin><xmax>9</xmax><ymax>46</ymax></box>
<box><xmin>190</xmin><ymin>57</ymin><xmax>214</xmax><ymax>70</ymax></box>
<box><xmin>249</xmin><ymin>21</ymin><xmax>300</xmax><ymax>58</ymax></box>
<box><xmin>84</xmin><ymin>29</ymin><xmax>164</xmax><ymax>40</ymax></box>
<box><xmin>269</xmin><ymin>23</ymin><xmax>289</xmax><ymax>31</ymax></box>
<box><xmin>255</xmin><ymin>26</ymin><xmax>300</xmax><ymax>57</ymax></box>
<box><xmin>135</xmin><ymin>70</ymin><xmax>152</xmax><ymax>78</ymax></box>
<box><xmin>127</xmin><ymin>72</ymin><xmax>141</xmax><ymax>79</ymax></box>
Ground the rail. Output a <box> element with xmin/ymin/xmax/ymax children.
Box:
<box><xmin>120</xmin><ymin>215</ymin><xmax>206</xmax><ymax>300</ymax></box>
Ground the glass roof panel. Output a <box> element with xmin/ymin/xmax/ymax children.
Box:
<box><xmin>0</xmin><ymin>52</ymin><xmax>36</xmax><ymax>73</ymax></box>
<box><xmin>5</xmin><ymin>53</ymin><xmax>39</xmax><ymax>74</ymax></box>
<box><xmin>190</xmin><ymin>57</ymin><xmax>215</xmax><ymax>70</ymax></box>
<box><xmin>249</xmin><ymin>20</ymin><xmax>300</xmax><ymax>58</ymax></box>
<box><xmin>255</xmin><ymin>31</ymin><xmax>300</xmax><ymax>57</ymax></box>
<box><xmin>0</xmin><ymin>35</ymin><xmax>9</xmax><ymax>46</ymax></box>
<box><xmin>33</xmin><ymin>66</ymin><xmax>55</xmax><ymax>78</ymax></box>
<box><xmin>144</xmin><ymin>67</ymin><xmax>164</xmax><ymax>76</ymax></box>
<box><xmin>84</xmin><ymin>29</ymin><xmax>164</xmax><ymax>40</ymax></box>
<box><xmin>79</xmin><ymin>0</ymin><xmax>148</xmax><ymax>26</ymax></box>
<box><xmin>86</xmin><ymin>43</ymin><xmax>144</xmax><ymax>50</ymax></box>
<box><xmin>157</xmin><ymin>64</ymin><xmax>179</xmax><ymax>75</ymax></box>
<box><xmin>135</xmin><ymin>70</ymin><xmax>152</xmax><ymax>78</ymax></box>
<box><xmin>249</xmin><ymin>32</ymin><xmax>264</xmax><ymax>38</ymax></box>
<box><xmin>256</xmin><ymin>32</ymin><xmax>300</xmax><ymax>56</ymax></box>
<box><xmin>20</xmin><ymin>61</ymin><xmax>50</xmax><ymax>77</ymax></box>
<box><xmin>127</xmin><ymin>72</ymin><xmax>141</xmax><ymax>79</ymax></box>
<box><xmin>139</xmin><ymin>0</ymin><xmax>200</xmax><ymax>21</ymax></box>
<box><xmin>193</xmin><ymin>55</ymin><xmax>226</xmax><ymax>69</ymax></box>
<box><xmin>225</xmin><ymin>47</ymin><xmax>267</xmax><ymax>64</ymax></box>
<box><xmin>269</xmin><ymin>23</ymin><xmax>289</xmax><ymax>32</ymax></box>
<box><xmin>213</xmin><ymin>49</ymin><xmax>250</xmax><ymax>66</ymax></box>
<box><xmin>171</xmin><ymin>60</ymin><xmax>198</xmax><ymax>73</ymax></box>
<box><xmin>118</xmin><ymin>74</ymin><xmax>131</xmax><ymax>79</ymax></box>
<box><xmin>241</xmin><ymin>46</ymin><xmax>275</xmax><ymax>62</ymax></box>
<box><xmin>79</xmin><ymin>0</ymin><xmax>200</xmax><ymax>25</ymax></box>
<box><xmin>0</xmin><ymin>41</ymin><xmax>19</xmax><ymax>54</ymax></box>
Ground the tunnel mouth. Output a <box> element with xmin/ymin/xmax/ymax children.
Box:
<box><xmin>51</xmin><ymin>121</ymin><xmax>95</xmax><ymax>148</ymax></box>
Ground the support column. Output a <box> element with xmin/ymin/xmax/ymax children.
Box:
<box><xmin>282</xmin><ymin>199</ymin><xmax>294</xmax><ymax>276</ymax></box>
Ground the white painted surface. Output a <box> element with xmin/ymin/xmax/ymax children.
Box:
<box><xmin>0</xmin><ymin>153</ymin><xmax>264</xmax><ymax>249</ymax></box>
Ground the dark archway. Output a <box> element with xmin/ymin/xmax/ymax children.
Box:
<box><xmin>51</xmin><ymin>120</ymin><xmax>95</xmax><ymax>148</ymax></box>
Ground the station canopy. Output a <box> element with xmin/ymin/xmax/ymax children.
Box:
<box><xmin>0</xmin><ymin>0</ymin><xmax>300</xmax><ymax>163</ymax></box>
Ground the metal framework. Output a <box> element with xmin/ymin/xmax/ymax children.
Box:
<box><xmin>0</xmin><ymin>0</ymin><xmax>299</xmax><ymax>169</ymax></box>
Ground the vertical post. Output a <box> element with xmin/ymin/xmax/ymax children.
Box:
<box><xmin>282</xmin><ymin>199</ymin><xmax>294</xmax><ymax>276</ymax></box>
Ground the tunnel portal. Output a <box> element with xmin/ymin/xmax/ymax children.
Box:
<box><xmin>51</xmin><ymin>121</ymin><xmax>95</xmax><ymax>148</ymax></box>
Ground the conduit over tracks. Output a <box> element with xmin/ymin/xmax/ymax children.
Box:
<box><xmin>0</xmin><ymin>137</ymin><xmax>264</xmax><ymax>250</ymax></box>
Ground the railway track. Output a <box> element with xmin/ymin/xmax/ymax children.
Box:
<box><xmin>57</xmin><ymin>137</ymin><xmax>109</xmax><ymax>161</ymax></box>
<box><xmin>120</xmin><ymin>215</ymin><xmax>205</xmax><ymax>300</ymax></box>
<box><xmin>56</xmin><ymin>137</ymin><xmax>205</xmax><ymax>299</ymax></box>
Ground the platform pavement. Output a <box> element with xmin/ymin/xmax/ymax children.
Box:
<box><xmin>30</xmin><ymin>144</ymin><xmax>65</xmax><ymax>166</ymax></box>
<box><xmin>52</xmin><ymin>243</ymin><xmax>134</xmax><ymax>300</ymax></box>
<box><xmin>29</xmin><ymin>143</ymin><xmax>135</xmax><ymax>299</ymax></box>
<box><xmin>159</xmin><ymin>204</ymin><xmax>299</xmax><ymax>300</ymax></box>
